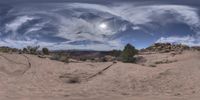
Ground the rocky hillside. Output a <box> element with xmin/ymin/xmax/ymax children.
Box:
<box><xmin>141</xmin><ymin>43</ymin><xmax>198</xmax><ymax>53</ymax></box>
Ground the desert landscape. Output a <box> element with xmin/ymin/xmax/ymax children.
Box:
<box><xmin>0</xmin><ymin>0</ymin><xmax>200</xmax><ymax>100</ymax></box>
<box><xmin>0</xmin><ymin>43</ymin><xmax>200</xmax><ymax>100</ymax></box>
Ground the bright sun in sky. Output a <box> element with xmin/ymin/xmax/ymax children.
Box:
<box><xmin>99</xmin><ymin>23</ymin><xmax>107</xmax><ymax>29</ymax></box>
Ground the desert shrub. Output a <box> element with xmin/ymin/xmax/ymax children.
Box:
<box><xmin>18</xmin><ymin>49</ymin><xmax>23</xmax><ymax>54</ymax></box>
<box><xmin>135</xmin><ymin>56</ymin><xmax>147</xmax><ymax>64</ymax></box>
<box><xmin>30</xmin><ymin>46</ymin><xmax>40</xmax><ymax>54</ymax></box>
<box><xmin>110</xmin><ymin>50</ymin><xmax>122</xmax><ymax>57</ymax></box>
<box><xmin>80</xmin><ymin>58</ymin><xmax>87</xmax><ymax>61</ymax></box>
<box><xmin>0</xmin><ymin>47</ymin><xmax>10</xmax><ymax>53</ymax></box>
<box><xmin>121</xmin><ymin>44</ymin><xmax>138</xmax><ymax>63</ymax></box>
<box><xmin>101</xmin><ymin>57</ymin><xmax>108</xmax><ymax>62</ymax></box>
<box><xmin>154</xmin><ymin>59</ymin><xmax>177</xmax><ymax>64</ymax></box>
<box><xmin>50</xmin><ymin>53</ymin><xmax>69</xmax><ymax>63</ymax></box>
<box><xmin>90</xmin><ymin>58</ymin><xmax>95</xmax><ymax>61</ymax></box>
<box><xmin>67</xmin><ymin>77</ymin><xmax>80</xmax><ymax>84</ymax></box>
<box><xmin>42</xmin><ymin>48</ymin><xmax>49</xmax><ymax>55</ymax></box>
<box><xmin>0</xmin><ymin>47</ymin><xmax>20</xmax><ymax>53</ymax></box>
<box><xmin>149</xmin><ymin>64</ymin><xmax>157</xmax><ymax>67</ymax></box>
<box><xmin>23</xmin><ymin>48</ymin><xmax>28</xmax><ymax>53</ymax></box>
<box><xmin>50</xmin><ymin>54</ymin><xmax>61</xmax><ymax>60</ymax></box>
<box><xmin>11</xmin><ymin>48</ymin><xmax>18</xmax><ymax>53</ymax></box>
<box><xmin>24</xmin><ymin>46</ymin><xmax>40</xmax><ymax>54</ymax></box>
<box><xmin>60</xmin><ymin>56</ymin><xmax>69</xmax><ymax>63</ymax></box>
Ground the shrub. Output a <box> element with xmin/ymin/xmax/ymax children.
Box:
<box><xmin>23</xmin><ymin>48</ymin><xmax>28</xmax><ymax>53</ymax></box>
<box><xmin>60</xmin><ymin>56</ymin><xmax>69</xmax><ymax>63</ymax></box>
<box><xmin>24</xmin><ymin>46</ymin><xmax>40</xmax><ymax>54</ymax></box>
<box><xmin>121</xmin><ymin>44</ymin><xmax>138</xmax><ymax>63</ymax></box>
<box><xmin>42</xmin><ymin>48</ymin><xmax>49</xmax><ymax>55</ymax></box>
<box><xmin>110</xmin><ymin>50</ymin><xmax>122</xmax><ymax>57</ymax></box>
<box><xmin>149</xmin><ymin>64</ymin><xmax>157</xmax><ymax>67</ymax></box>
<box><xmin>101</xmin><ymin>57</ymin><xmax>108</xmax><ymax>62</ymax></box>
<box><xmin>80</xmin><ymin>58</ymin><xmax>87</xmax><ymax>61</ymax></box>
<box><xmin>50</xmin><ymin>53</ymin><xmax>69</xmax><ymax>63</ymax></box>
<box><xmin>67</xmin><ymin>77</ymin><xmax>80</xmax><ymax>84</ymax></box>
<box><xmin>50</xmin><ymin>54</ymin><xmax>61</xmax><ymax>61</ymax></box>
<box><xmin>0</xmin><ymin>47</ymin><xmax>11</xmax><ymax>53</ymax></box>
<box><xmin>0</xmin><ymin>47</ymin><xmax>20</xmax><ymax>53</ymax></box>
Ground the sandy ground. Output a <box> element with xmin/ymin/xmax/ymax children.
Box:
<box><xmin>0</xmin><ymin>51</ymin><xmax>200</xmax><ymax>100</ymax></box>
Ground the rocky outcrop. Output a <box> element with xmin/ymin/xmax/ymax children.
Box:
<box><xmin>142</xmin><ymin>43</ymin><xmax>190</xmax><ymax>53</ymax></box>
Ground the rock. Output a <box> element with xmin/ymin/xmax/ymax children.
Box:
<box><xmin>69</xmin><ymin>59</ymin><xmax>79</xmax><ymax>63</ymax></box>
<box><xmin>143</xmin><ymin>43</ymin><xmax>191</xmax><ymax>53</ymax></box>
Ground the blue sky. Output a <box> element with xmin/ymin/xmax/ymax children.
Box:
<box><xmin>0</xmin><ymin>0</ymin><xmax>200</xmax><ymax>50</ymax></box>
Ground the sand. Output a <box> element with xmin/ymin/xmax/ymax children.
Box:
<box><xmin>0</xmin><ymin>51</ymin><xmax>200</xmax><ymax>100</ymax></box>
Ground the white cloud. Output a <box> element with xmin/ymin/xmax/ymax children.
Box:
<box><xmin>56</xmin><ymin>3</ymin><xmax>200</xmax><ymax>45</ymax></box>
<box><xmin>5</xmin><ymin>16</ymin><xmax>34</xmax><ymax>39</ymax></box>
<box><xmin>0</xmin><ymin>39</ymin><xmax>123</xmax><ymax>51</ymax></box>
<box><xmin>5</xmin><ymin>16</ymin><xmax>34</xmax><ymax>33</ymax></box>
<box><xmin>1</xmin><ymin>3</ymin><xmax>200</xmax><ymax>50</ymax></box>
<box><xmin>114</xmin><ymin>4</ymin><xmax>200</xmax><ymax>27</ymax></box>
<box><xmin>59</xmin><ymin>3</ymin><xmax>200</xmax><ymax>34</ymax></box>
<box><xmin>132</xmin><ymin>26</ymin><xmax>141</xmax><ymax>30</ymax></box>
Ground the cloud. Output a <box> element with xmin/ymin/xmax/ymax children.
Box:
<box><xmin>0</xmin><ymin>38</ymin><xmax>123</xmax><ymax>50</ymax></box>
<box><xmin>5</xmin><ymin>16</ymin><xmax>34</xmax><ymax>39</ymax></box>
<box><xmin>132</xmin><ymin>26</ymin><xmax>141</xmax><ymax>30</ymax></box>
<box><xmin>115</xmin><ymin>4</ymin><xmax>200</xmax><ymax>27</ymax></box>
<box><xmin>5</xmin><ymin>16</ymin><xmax>34</xmax><ymax>32</ymax></box>
<box><xmin>0</xmin><ymin>3</ymin><xmax>200</xmax><ymax>50</ymax></box>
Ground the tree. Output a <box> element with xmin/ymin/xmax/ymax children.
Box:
<box><xmin>110</xmin><ymin>50</ymin><xmax>122</xmax><ymax>57</ymax></box>
<box><xmin>42</xmin><ymin>48</ymin><xmax>49</xmax><ymax>55</ymax></box>
<box><xmin>121</xmin><ymin>44</ymin><xmax>138</xmax><ymax>63</ymax></box>
<box><xmin>23</xmin><ymin>48</ymin><xmax>28</xmax><ymax>53</ymax></box>
<box><xmin>26</xmin><ymin>46</ymin><xmax>40</xmax><ymax>54</ymax></box>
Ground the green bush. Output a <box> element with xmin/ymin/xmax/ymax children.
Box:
<box><xmin>50</xmin><ymin>53</ymin><xmax>69</xmax><ymax>63</ymax></box>
<box><xmin>0</xmin><ymin>47</ymin><xmax>19</xmax><ymax>53</ymax></box>
<box><xmin>110</xmin><ymin>50</ymin><xmax>122</xmax><ymax>57</ymax></box>
<box><xmin>121</xmin><ymin>44</ymin><xmax>138</xmax><ymax>63</ymax></box>
<box><xmin>50</xmin><ymin>54</ymin><xmax>61</xmax><ymax>60</ymax></box>
<box><xmin>80</xmin><ymin>58</ymin><xmax>87</xmax><ymax>61</ymax></box>
<box><xmin>23</xmin><ymin>46</ymin><xmax>40</xmax><ymax>54</ymax></box>
<box><xmin>0</xmin><ymin>47</ymin><xmax>10</xmax><ymax>53</ymax></box>
<box><xmin>42</xmin><ymin>48</ymin><xmax>49</xmax><ymax>55</ymax></box>
<box><xmin>23</xmin><ymin>48</ymin><xmax>28</xmax><ymax>53</ymax></box>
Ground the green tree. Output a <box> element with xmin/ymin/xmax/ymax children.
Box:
<box><xmin>23</xmin><ymin>48</ymin><xmax>28</xmax><ymax>53</ymax></box>
<box><xmin>121</xmin><ymin>44</ymin><xmax>138</xmax><ymax>63</ymax></box>
<box><xmin>110</xmin><ymin>50</ymin><xmax>122</xmax><ymax>57</ymax></box>
<box><xmin>42</xmin><ymin>48</ymin><xmax>49</xmax><ymax>55</ymax></box>
<box><xmin>26</xmin><ymin>46</ymin><xmax>40</xmax><ymax>54</ymax></box>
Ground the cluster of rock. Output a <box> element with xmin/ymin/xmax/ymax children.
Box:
<box><xmin>142</xmin><ymin>43</ymin><xmax>191</xmax><ymax>53</ymax></box>
<box><xmin>191</xmin><ymin>46</ymin><xmax>200</xmax><ymax>51</ymax></box>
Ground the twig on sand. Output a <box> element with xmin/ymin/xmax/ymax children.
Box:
<box><xmin>86</xmin><ymin>62</ymin><xmax>117</xmax><ymax>80</ymax></box>
<box><xmin>22</xmin><ymin>55</ymin><xmax>32</xmax><ymax>74</ymax></box>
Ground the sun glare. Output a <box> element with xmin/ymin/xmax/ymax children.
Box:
<box><xmin>99</xmin><ymin>23</ymin><xmax>107</xmax><ymax>29</ymax></box>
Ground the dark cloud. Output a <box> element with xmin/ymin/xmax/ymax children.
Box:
<box><xmin>1</xmin><ymin>0</ymin><xmax>200</xmax><ymax>5</ymax></box>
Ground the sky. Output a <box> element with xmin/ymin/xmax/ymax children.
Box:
<box><xmin>0</xmin><ymin>0</ymin><xmax>200</xmax><ymax>50</ymax></box>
